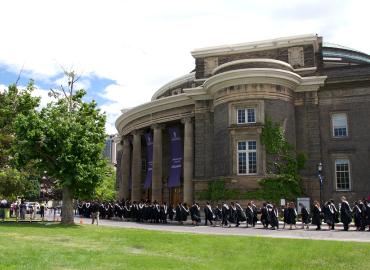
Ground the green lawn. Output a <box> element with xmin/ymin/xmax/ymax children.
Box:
<box><xmin>0</xmin><ymin>223</ymin><xmax>369</xmax><ymax>270</ymax></box>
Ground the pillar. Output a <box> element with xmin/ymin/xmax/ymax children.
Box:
<box><xmin>131</xmin><ymin>130</ymin><xmax>143</xmax><ymax>202</ymax></box>
<box><xmin>120</xmin><ymin>136</ymin><xmax>131</xmax><ymax>201</ymax></box>
<box><xmin>151</xmin><ymin>124</ymin><xmax>163</xmax><ymax>202</ymax></box>
<box><xmin>182</xmin><ymin>117</ymin><xmax>194</xmax><ymax>204</ymax></box>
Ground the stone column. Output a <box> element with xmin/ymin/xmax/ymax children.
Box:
<box><xmin>182</xmin><ymin>117</ymin><xmax>194</xmax><ymax>204</ymax></box>
<box><xmin>131</xmin><ymin>130</ymin><xmax>143</xmax><ymax>202</ymax></box>
<box><xmin>151</xmin><ymin>124</ymin><xmax>164</xmax><ymax>203</ymax></box>
<box><xmin>120</xmin><ymin>137</ymin><xmax>131</xmax><ymax>201</ymax></box>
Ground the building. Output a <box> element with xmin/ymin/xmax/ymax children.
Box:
<box><xmin>115</xmin><ymin>34</ymin><xmax>370</xmax><ymax>205</ymax></box>
<box><xmin>104</xmin><ymin>134</ymin><xmax>117</xmax><ymax>165</ymax></box>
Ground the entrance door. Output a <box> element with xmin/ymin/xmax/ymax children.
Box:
<box><xmin>170</xmin><ymin>187</ymin><xmax>182</xmax><ymax>206</ymax></box>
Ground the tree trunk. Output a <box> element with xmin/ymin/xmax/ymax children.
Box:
<box><xmin>61</xmin><ymin>186</ymin><xmax>74</xmax><ymax>225</ymax></box>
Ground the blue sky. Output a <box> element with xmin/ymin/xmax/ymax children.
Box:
<box><xmin>0</xmin><ymin>0</ymin><xmax>369</xmax><ymax>133</ymax></box>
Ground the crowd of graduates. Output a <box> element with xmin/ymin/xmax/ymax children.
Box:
<box><xmin>76</xmin><ymin>196</ymin><xmax>370</xmax><ymax>231</ymax></box>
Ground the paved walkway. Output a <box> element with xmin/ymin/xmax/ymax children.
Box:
<box><xmin>75</xmin><ymin>217</ymin><xmax>370</xmax><ymax>243</ymax></box>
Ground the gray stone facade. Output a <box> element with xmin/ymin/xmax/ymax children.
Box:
<box><xmin>115</xmin><ymin>35</ymin><xmax>370</xmax><ymax>204</ymax></box>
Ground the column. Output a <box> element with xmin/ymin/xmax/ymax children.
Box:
<box><xmin>151</xmin><ymin>124</ymin><xmax>163</xmax><ymax>202</ymax></box>
<box><xmin>131</xmin><ymin>130</ymin><xmax>143</xmax><ymax>202</ymax></box>
<box><xmin>120</xmin><ymin>136</ymin><xmax>131</xmax><ymax>201</ymax></box>
<box><xmin>182</xmin><ymin>117</ymin><xmax>194</xmax><ymax>204</ymax></box>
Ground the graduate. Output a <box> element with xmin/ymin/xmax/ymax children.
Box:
<box><xmin>299</xmin><ymin>203</ymin><xmax>310</xmax><ymax>229</ymax></box>
<box><xmin>190</xmin><ymin>202</ymin><xmax>201</xmax><ymax>225</ymax></box>
<box><xmin>181</xmin><ymin>203</ymin><xmax>190</xmax><ymax>223</ymax></box>
<box><xmin>221</xmin><ymin>202</ymin><xmax>230</xmax><ymax>227</ymax></box>
<box><xmin>245</xmin><ymin>202</ymin><xmax>254</xmax><ymax>228</ymax></box>
<box><xmin>364</xmin><ymin>199</ymin><xmax>370</xmax><ymax>231</ymax></box>
<box><xmin>287</xmin><ymin>202</ymin><xmax>298</xmax><ymax>229</ymax></box>
<box><xmin>229</xmin><ymin>202</ymin><xmax>237</xmax><ymax>226</ymax></box>
<box><xmin>270</xmin><ymin>204</ymin><xmax>279</xmax><ymax>230</ymax></box>
<box><xmin>235</xmin><ymin>202</ymin><xmax>246</xmax><ymax>227</ymax></box>
<box><xmin>353</xmin><ymin>201</ymin><xmax>363</xmax><ymax>231</ymax></box>
<box><xmin>203</xmin><ymin>202</ymin><xmax>214</xmax><ymax>226</ymax></box>
<box><xmin>282</xmin><ymin>203</ymin><xmax>289</xmax><ymax>229</ymax></box>
<box><xmin>251</xmin><ymin>201</ymin><xmax>258</xmax><ymax>227</ymax></box>
<box><xmin>260</xmin><ymin>202</ymin><xmax>269</xmax><ymax>228</ymax></box>
<box><xmin>214</xmin><ymin>204</ymin><xmax>223</xmax><ymax>226</ymax></box>
<box><xmin>330</xmin><ymin>199</ymin><xmax>339</xmax><ymax>230</ymax></box>
<box><xmin>323</xmin><ymin>201</ymin><xmax>335</xmax><ymax>230</ymax></box>
<box><xmin>168</xmin><ymin>204</ymin><xmax>175</xmax><ymax>222</ymax></box>
<box><xmin>340</xmin><ymin>196</ymin><xmax>352</xmax><ymax>231</ymax></box>
<box><xmin>312</xmin><ymin>201</ymin><xmax>322</xmax><ymax>230</ymax></box>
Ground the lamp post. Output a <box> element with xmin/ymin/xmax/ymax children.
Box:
<box><xmin>317</xmin><ymin>162</ymin><xmax>323</xmax><ymax>205</ymax></box>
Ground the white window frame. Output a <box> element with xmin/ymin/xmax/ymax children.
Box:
<box><xmin>236</xmin><ymin>108</ymin><xmax>256</xmax><ymax>124</ymax></box>
<box><xmin>331</xmin><ymin>113</ymin><xmax>348</xmax><ymax>138</ymax></box>
<box><xmin>237</xmin><ymin>140</ymin><xmax>257</xmax><ymax>175</ymax></box>
<box><xmin>335</xmin><ymin>159</ymin><xmax>351</xmax><ymax>191</ymax></box>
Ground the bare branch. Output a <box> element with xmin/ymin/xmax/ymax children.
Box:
<box><xmin>15</xmin><ymin>63</ymin><xmax>25</xmax><ymax>86</ymax></box>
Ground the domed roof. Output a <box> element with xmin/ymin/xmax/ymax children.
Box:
<box><xmin>323</xmin><ymin>42</ymin><xmax>370</xmax><ymax>64</ymax></box>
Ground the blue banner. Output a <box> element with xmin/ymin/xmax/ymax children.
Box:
<box><xmin>168</xmin><ymin>127</ymin><xmax>182</xmax><ymax>188</ymax></box>
<box><xmin>144</xmin><ymin>133</ymin><xmax>153</xmax><ymax>189</ymax></box>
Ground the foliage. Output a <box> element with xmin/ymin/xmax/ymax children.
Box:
<box><xmin>197</xmin><ymin>179</ymin><xmax>240</xmax><ymax>203</ymax></box>
<box><xmin>248</xmin><ymin>118</ymin><xmax>307</xmax><ymax>203</ymax></box>
<box><xmin>92</xmin><ymin>165</ymin><xmax>117</xmax><ymax>202</ymax></box>
<box><xmin>0</xmin><ymin>82</ymin><xmax>40</xmax><ymax>200</ymax></box>
<box><xmin>12</xmin><ymin>72</ymin><xmax>108</xmax><ymax>223</ymax></box>
<box><xmin>0</xmin><ymin>224</ymin><xmax>370</xmax><ymax>270</ymax></box>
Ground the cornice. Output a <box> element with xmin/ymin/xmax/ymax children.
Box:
<box><xmin>191</xmin><ymin>34</ymin><xmax>319</xmax><ymax>58</ymax></box>
<box><xmin>115</xmin><ymin>94</ymin><xmax>194</xmax><ymax>133</ymax></box>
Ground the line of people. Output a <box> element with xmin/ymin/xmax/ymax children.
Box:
<box><xmin>76</xmin><ymin>196</ymin><xmax>370</xmax><ymax>231</ymax></box>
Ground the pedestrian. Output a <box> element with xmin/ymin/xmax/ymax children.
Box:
<box><xmin>91</xmin><ymin>200</ymin><xmax>100</xmax><ymax>226</ymax></box>
<box><xmin>312</xmin><ymin>201</ymin><xmax>322</xmax><ymax>230</ymax></box>
<box><xmin>40</xmin><ymin>202</ymin><xmax>45</xmax><ymax>221</ymax></box>
<box><xmin>300</xmin><ymin>203</ymin><xmax>310</xmax><ymax>229</ymax></box>
<box><xmin>340</xmin><ymin>196</ymin><xmax>352</xmax><ymax>231</ymax></box>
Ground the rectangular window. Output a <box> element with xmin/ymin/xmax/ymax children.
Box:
<box><xmin>335</xmin><ymin>159</ymin><xmax>350</xmax><ymax>191</ymax></box>
<box><xmin>237</xmin><ymin>140</ymin><xmax>257</xmax><ymax>175</ymax></box>
<box><xmin>237</xmin><ymin>108</ymin><xmax>256</xmax><ymax>124</ymax></box>
<box><xmin>332</xmin><ymin>114</ymin><xmax>348</xmax><ymax>137</ymax></box>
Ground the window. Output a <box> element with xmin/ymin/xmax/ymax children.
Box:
<box><xmin>332</xmin><ymin>114</ymin><xmax>348</xmax><ymax>137</ymax></box>
<box><xmin>335</xmin><ymin>159</ymin><xmax>350</xmax><ymax>191</ymax></box>
<box><xmin>237</xmin><ymin>108</ymin><xmax>256</xmax><ymax>124</ymax></box>
<box><xmin>237</xmin><ymin>141</ymin><xmax>257</xmax><ymax>175</ymax></box>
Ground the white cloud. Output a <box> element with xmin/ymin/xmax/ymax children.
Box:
<box><xmin>0</xmin><ymin>0</ymin><xmax>369</xmax><ymax>133</ymax></box>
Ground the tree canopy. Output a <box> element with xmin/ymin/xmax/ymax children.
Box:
<box><xmin>13</xmin><ymin>73</ymin><xmax>108</xmax><ymax>224</ymax></box>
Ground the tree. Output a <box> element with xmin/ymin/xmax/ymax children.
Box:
<box><xmin>93</xmin><ymin>165</ymin><xmax>117</xmax><ymax>202</ymax></box>
<box><xmin>0</xmin><ymin>82</ymin><xmax>40</xmax><ymax>200</ymax></box>
<box><xmin>13</xmin><ymin>72</ymin><xmax>108</xmax><ymax>224</ymax></box>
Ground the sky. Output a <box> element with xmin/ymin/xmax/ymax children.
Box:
<box><xmin>0</xmin><ymin>0</ymin><xmax>369</xmax><ymax>134</ymax></box>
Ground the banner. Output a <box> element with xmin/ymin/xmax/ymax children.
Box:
<box><xmin>168</xmin><ymin>127</ymin><xmax>182</xmax><ymax>188</ymax></box>
<box><xmin>143</xmin><ymin>133</ymin><xmax>153</xmax><ymax>189</ymax></box>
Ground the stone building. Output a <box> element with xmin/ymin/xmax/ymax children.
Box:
<box><xmin>115</xmin><ymin>34</ymin><xmax>370</xmax><ymax>205</ymax></box>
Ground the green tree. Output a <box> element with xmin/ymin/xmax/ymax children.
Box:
<box><xmin>13</xmin><ymin>72</ymin><xmax>108</xmax><ymax>224</ymax></box>
<box><xmin>93</xmin><ymin>165</ymin><xmax>117</xmax><ymax>202</ymax></box>
<box><xmin>0</xmin><ymin>82</ymin><xmax>40</xmax><ymax>200</ymax></box>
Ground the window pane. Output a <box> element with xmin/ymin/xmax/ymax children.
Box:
<box><xmin>335</xmin><ymin>159</ymin><xmax>350</xmax><ymax>190</ymax></box>
<box><xmin>248</xmin><ymin>141</ymin><xmax>256</xmax><ymax>150</ymax></box>
<box><xmin>238</xmin><ymin>153</ymin><xmax>247</xmax><ymax>174</ymax></box>
<box><xmin>237</xmin><ymin>109</ymin><xmax>245</xmax><ymax>124</ymax></box>
<box><xmin>238</xmin><ymin>141</ymin><xmax>246</xmax><ymax>151</ymax></box>
<box><xmin>247</xmin><ymin>108</ymin><xmax>256</xmax><ymax>123</ymax></box>
<box><xmin>248</xmin><ymin>152</ymin><xmax>257</xmax><ymax>173</ymax></box>
<box><xmin>332</xmin><ymin>114</ymin><xmax>348</xmax><ymax>137</ymax></box>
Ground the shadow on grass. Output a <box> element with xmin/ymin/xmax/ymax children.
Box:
<box><xmin>0</xmin><ymin>221</ymin><xmax>82</xmax><ymax>230</ymax></box>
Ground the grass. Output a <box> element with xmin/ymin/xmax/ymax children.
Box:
<box><xmin>0</xmin><ymin>223</ymin><xmax>369</xmax><ymax>270</ymax></box>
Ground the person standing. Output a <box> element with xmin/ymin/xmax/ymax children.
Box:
<box><xmin>330</xmin><ymin>199</ymin><xmax>339</xmax><ymax>230</ymax></box>
<box><xmin>300</xmin><ymin>203</ymin><xmax>310</xmax><ymax>229</ymax></box>
<box><xmin>40</xmin><ymin>202</ymin><xmax>45</xmax><ymax>221</ymax></box>
<box><xmin>323</xmin><ymin>201</ymin><xmax>335</xmax><ymax>230</ymax></box>
<box><xmin>245</xmin><ymin>202</ymin><xmax>254</xmax><ymax>228</ymax></box>
<box><xmin>91</xmin><ymin>201</ymin><xmax>100</xmax><ymax>226</ymax></box>
<box><xmin>204</xmin><ymin>202</ymin><xmax>214</xmax><ymax>226</ymax></box>
<box><xmin>251</xmin><ymin>201</ymin><xmax>258</xmax><ymax>227</ymax></box>
<box><xmin>287</xmin><ymin>202</ymin><xmax>298</xmax><ymax>230</ymax></box>
<box><xmin>312</xmin><ymin>201</ymin><xmax>322</xmax><ymax>230</ymax></box>
<box><xmin>340</xmin><ymin>196</ymin><xmax>352</xmax><ymax>231</ymax></box>
<box><xmin>221</xmin><ymin>202</ymin><xmax>230</xmax><ymax>227</ymax></box>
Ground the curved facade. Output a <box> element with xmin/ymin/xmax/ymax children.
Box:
<box><xmin>115</xmin><ymin>34</ymin><xmax>370</xmax><ymax>204</ymax></box>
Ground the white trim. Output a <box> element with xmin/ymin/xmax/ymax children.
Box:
<box><xmin>236</xmin><ymin>108</ymin><xmax>256</xmax><ymax>124</ymax></box>
<box><xmin>331</xmin><ymin>113</ymin><xmax>348</xmax><ymax>138</ymax></box>
<box><xmin>212</xmin><ymin>58</ymin><xmax>293</xmax><ymax>75</ymax></box>
<box><xmin>191</xmin><ymin>34</ymin><xmax>319</xmax><ymax>58</ymax></box>
<box><xmin>151</xmin><ymin>72</ymin><xmax>195</xmax><ymax>101</ymax></box>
